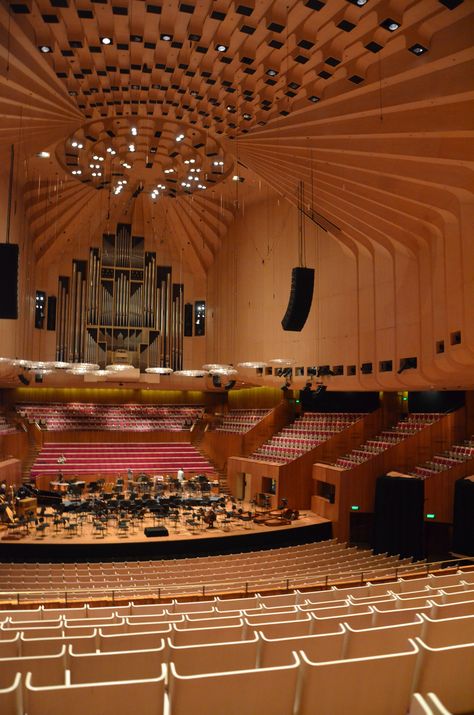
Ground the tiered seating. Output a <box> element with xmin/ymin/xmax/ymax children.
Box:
<box><xmin>0</xmin><ymin>550</ymin><xmax>473</xmax><ymax>715</ymax></box>
<box><xmin>0</xmin><ymin>413</ymin><xmax>17</xmax><ymax>434</ymax></box>
<box><xmin>215</xmin><ymin>409</ymin><xmax>270</xmax><ymax>433</ymax></box>
<box><xmin>16</xmin><ymin>403</ymin><xmax>203</xmax><ymax>432</ymax></box>
<box><xmin>252</xmin><ymin>413</ymin><xmax>366</xmax><ymax>464</ymax></box>
<box><xmin>335</xmin><ymin>413</ymin><xmax>444</xmax><ymax>469</ymax></box>
<box><xmin>409</xmin><ymin>436</ymin><xmax>474</xmax><ymax>478</ymax></box>
<box><xmin>0</xmin><ymin>541</ymin><xmax>417</xmax><ymax>600</ymax></box>
<box><xmin>31</xmin><ymin>443</ymin><xmax>214</xmax><ymax>478</ymax></box>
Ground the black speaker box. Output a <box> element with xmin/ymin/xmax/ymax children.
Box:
<box><xmin>47</xmin><ymin>296</ymin><xmax>57</xmax><ymax>331</ymax></box>
<box><xmin>184</xmin><ymin>303</ymin><xmax>193</xmax><ymax>337</ymax></box>
<box><xmin>373</xmin><ymin>475</ymin><xmax>424</xmax><ymax>559</ymax></box>
<box><xmin>281</xmin><ymin>267</ymin><xmax>314</xmax><ymax>331</ymax></box>
<box><xmin>144</xmin><ymin>526</ymin><xmax>169</xmax><ymax>537</ymax></box>
<box><xmin>453</xmin><ymin>478</ymin><xmax>474</xmax><ymax>555</ymax></box>
<box><xmin>0</xmin><ymin>244</ymin><xmax>19</xmax><ymax>319</ymax></box>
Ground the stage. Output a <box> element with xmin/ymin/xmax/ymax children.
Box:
<box><xmin>0</xmin><ymin>510</ymin><xmax>332</xmax><ymax>562</ymax></box>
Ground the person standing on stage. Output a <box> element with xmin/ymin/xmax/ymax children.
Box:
<box><xmin>177</xmin><ymin>467</ymin><xmax>185</xmax><ymax>484</ymax></box>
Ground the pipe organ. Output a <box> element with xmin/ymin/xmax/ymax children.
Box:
<box><xmin>55</xmin><ymin>223</ymin><xmax>185</xmax><ymax>370</ymax></box>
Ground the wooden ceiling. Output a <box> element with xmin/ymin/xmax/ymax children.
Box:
<box><xmin>0</xmin><ymin>0</ymin><xmax>471</xmax><ymax>273</ymax></box>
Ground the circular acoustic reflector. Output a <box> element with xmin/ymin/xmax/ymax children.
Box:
<box><xmin>66</xmin><ymin>363</ymin><xmax>100</xmax><ymax>374</ymax></box>
<box><xmin>237</xmin><ymin>362</ymin><xmax>268</xmax><ymax>369</ymax></box>
<box><xmin>202</xmin><ymin>363</ymin><xmax>232</xmax><ymax>371</ymax></box>
<box><xmin>174</xmin><ymin>370</ymin><xmax>208</xmax><ymax>377</ymax></box>
<box><xmin>145</xmin><ymin>367</ymin><xmax>174</xmax><ymax>374</ymax></box>
<box><xmin>208</xmin><ymin>368</ymin><xmax>238</xmax><ymax>376</ymax></box>
<box><xmin>105</xmin><ymin>364</ymin><xmax>135</xmax><ymax>372</ymax></box>
<box><xmin>53</xmin><ymin>361</ymin><xmax>71</xmax><ymax>369</ymax></box>
<box><xmin>269</xmin><ymin>358</ymin><xmax>296</xmax><ymax>366</ymax></box>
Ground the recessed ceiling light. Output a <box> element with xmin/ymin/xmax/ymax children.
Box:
<box><xmin>36</xmin><ymin>151</ymin><xmax>50</xmax><ymax>158</ymax></box>
<box><xmin>266</xmin><ymin>68</ymin><xmax>278</xmax><ymax>77</ymax></box>
<box><xmin>160</xmin><ymin>33</ymin><xmax>173</xmax><ymax>41</ymax></box>
<box><xmin>100</xmin><ymin>37</ymin><xmax>112</xmax><ymax>45</ymax></box>
<box><xmin>216</xmin><ymin>44</ymin><xmax>228</xmax><ymax>52</ymax></box>
<box><xmin>243</xmin><ymin>113</ymin><xmax>252</xmax><ymax>120</ymax></box>
<box><xmin>308</xmin><ymin>95</ymin><xmax>320</xmax><ymax>103</ymax></box>
<box><xmin>409</xmin><ymin>43</ymin><xmax>428</xmax><ymax>55</ymax></box>
<box><xmin>129</xmin><ymin>144</ymin><xmax>135</xmax><ymax>152</ymax></box>
<box><xmin>39</xmin><ymin>45</ymin><xmax>52</xmax><ymax>53</ymax></box>
<box><xmin>380</xmin><ymin>18</ymin><xmax>400</xmax><ymax>31</ymax></box>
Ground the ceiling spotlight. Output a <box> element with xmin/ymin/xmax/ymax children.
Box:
<box><xmin>243</xmin><ymin>113</ymin><xmax>252</xmax><ymax>120</ymax></box>
<box><xmin>160</xmin><ymin>33</ymin><xmax>173</xmax><ymax>41</ymax></box>
<box><xmin>232</xmin><ymin>175</ymin><xmax>244</xmax><ymax>182</ymax></box>
<box><xmin>77</xmin><ymin>143</ymin><xmax>83</xmax><ymax>149</ymax></box>
<box><xmin>39</xmin><ymin>45</ymin><xmax>52</xmax><ymax>53</ymax></box>
<box><xmin>409</xmin><ymin>43</ymin><xmax>428</xmax><ymax>55</ymax></box>
<box><xmin>129</xmin><ymin>144</ymin><xmax>135</xmax><ymax>152</ymax></box>
<box><xmin>176</xmin><ymin>133</ymin><xmax>185</xmax><ymax>142</ymax></box>
<box><xmin>36</xmin><ymin>151</ymin><xmax>50</xmax><ymax>158</ymax></box>
<box><xmin>266</xmin><ymin>68</ymin><xmax>278</xmax><ymax>76</ymax></box>
<box><xmin>380</xmin><ymin>18</ymin><xmax>400</xmax><ymax>31</ymax></box>
<box><xmin>100</xmin><ymin>37</ymin><xmax>112</xmax><ymax>45</ymax></box>
<box><xmin>131</xmin><ymin>127</ymin><xmax>138</xmax><ymax>136</ymax></box>
<box><xmin>164</xmin><ymin>168</ymin><xmax>174</xmax><ymax>174</ymax></box>
<box><xmin>216</xmin><ymin>44</ymin><xmax>228</xmax><ymax>52</ymax></box>
<box><xmin>71</xmin><ymin>141</ymin><xmax>78</xmax><ymax>148</ymax></box>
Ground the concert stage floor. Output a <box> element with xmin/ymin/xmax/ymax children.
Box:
<box><xmin>0</xmin><ymin>511</ymin><xmax>332</xmax><ymax>562</ymax></box>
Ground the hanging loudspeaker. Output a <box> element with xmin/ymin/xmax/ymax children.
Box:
<box><xmin>281</xmin><ymin>267</ymin><xmax>314</xmax><ymax>331</ymax></box>
<box><xmin>0</xmin><ymin>244</ymin><xmax>19</xmax><ymax>319</ymax></box>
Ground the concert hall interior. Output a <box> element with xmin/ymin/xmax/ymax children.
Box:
<box><xmin>0</xmin><ymin>0</ymin><xmax>473</xmax><ymax>713</ymax></box>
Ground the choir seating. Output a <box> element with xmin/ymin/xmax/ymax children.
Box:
<box><xmin>409</xmin><ymin>435</ymin><xmax>474</xmax><ymax>477</ymax></box>
<box><xmin>31</xmin><ymin>442</ymin><xmax>214</xmax><ymax>479</ymax></box>
<box><xmin>16</xmin><ymin>403</ymin><xmax>203</xmax><ymax>432</ymax></box>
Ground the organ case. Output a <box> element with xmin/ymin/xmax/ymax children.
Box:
<box><xmin>55</xmin><ymin>223</ymin><xmax>184</xmax><ymax>370</ymax></box>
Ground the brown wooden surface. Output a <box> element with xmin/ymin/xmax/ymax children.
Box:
<box><xmin>0</xmin><ymin>458</ymin><xmax>21</xmax><ymax>486</ymax></box>
<box><xmin>312</xmin><ymin>408</ymin><xmax>467</xmax><ymax>541</ymax></box>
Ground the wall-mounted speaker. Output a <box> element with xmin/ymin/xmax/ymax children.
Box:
<box><xmin>281</xmin><ymin>267</ymin><xmax>314</xmax><ymax>331</ymax></box>
<box><xmin>0</xmin><ymin>244</ymin><xmax>19</xmax><ymax>319</ymax></box>
<box><xmin>47</xmin><ymin>296</ymin><xmax>57</xmax><ymax>331</ymax></box>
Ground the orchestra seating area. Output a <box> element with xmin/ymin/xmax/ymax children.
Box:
<box><xmin>214</xmin><ymin>409</ymin><xmax>270</xmax><ymax>433</ymax></box>
<box><xmin>335</xmin><ymin>413</ymin><xmax>444</xmax><ymax>470</ymax></box>
<box><xmin>31</xmin><ymin>443</ymin><xmax>214</xmax><ymax>479</ymax></box>
<box><xmin>409</xmin><ymin>436</ymin><xmax>474</xmax><ymax>478</ymax></box>
<box><xmin>0</xmin><ymin>541</ymin><xmax>473</xmax><ymax>715</ymax></box>
<box><xmin>0</xmin><ymin>541</ymin><xmax>417</xmax><ymax>599</ymax></box>
<box><xmin>251</xmin><ymin>413</ymin><xmax>366</xmax><ymax>464</ymax></box>
<box><xmin>16</xmin><ymin>403</ymin><xmax>203</xmax><ymax>432</ymax></box>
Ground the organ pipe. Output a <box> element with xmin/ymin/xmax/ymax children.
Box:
<box><xmin>56</xmin><ymin>224</ymin><xmax>185</xmax><ymax>371</ymax></box>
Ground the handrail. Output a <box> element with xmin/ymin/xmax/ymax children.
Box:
<box><xmin>1</xmin><ymin>556</ymin><xmax>472</xmax><ymax>606</ymax></box>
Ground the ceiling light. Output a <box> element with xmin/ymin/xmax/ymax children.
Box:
<box><xmin>243</xmin><ymin>113</ymin><xmax>252</xmax><ymax>120</ymax></box>
<box><xmin>39</xmin><ymin>45</ymin><xmax>52</xmax><ymax>53</ymax></box>
<box><xmin>409</xmin><ymin>43</ymin><xmax>428</xmax><ymax>55</ymax></box>
<box><xmin>232</xmin><ymin>175</ymin><xmax>243</xmax><ymax>182</ymax></box>
<box><xmin>197</xmin><ymin>184</ymin><xmax>206</xmax><ymax>189</ymax></box>
<box><xmin>92</xmin><ymin>155</ymin><xmax>99</xmax><ymax>160</ymax></box>
<box><xmin>36</xmin><ymin>151</ymin><xmax>50</xmax><ymax>158</ymax></box>
<box><xmin>100</xmin><ymin>37</ymin><xmax>112</xmax><ymax>45</ymax></box>
<box><xmin>164</xmin><ymin>168</ymin><xmax>174</xmax><ymax>174</ymax></box>
<box><xmin>160</xmin><ymin>33</ymin><xmax>173</xmax><ymax>41</ymax></box>
<box><xmin>380</xmin><ymin>18</ymin><xmax>400</xmax><ymax>31</ymax></box>
<box><xmin>308</xmin><ymin>95</ymin><xmax>320</xmax><ymax>103</ymax></box>
<box><xmin>77</xmin><ymin>143</ymin><xmax>83</xmax><ymax>149</ymax></box>
<box><xmin>216</xmin><ymin>44</ymin><xmax>228</xmax><ymax>52</ymax></box>
<box><xmin>176</xmin><ymin>133</ymin><xmax>185</xmax><ymax>142</ymax></box>
<box><xmin>129</xmin><ymin>144</ymin><xmax>135</xmax><ymax>152</ymax></box>
<box><xmin>266</xmin><ymin>68</ymin><xmax>278</xmax><ymax>76</ymax></box>
<box><xmin>71</xmin><ymin>141</ymin><xmax>78</xmax><ymax>148</ymax></box>
<box><xmin>131</xmin><ymin>127</ymin><xmax>138</xmax><ymax>135</ymax></box>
